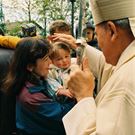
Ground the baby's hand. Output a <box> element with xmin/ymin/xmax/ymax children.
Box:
<box><xmin>57</xmin><ymin>88</ymin><xmax>73</xmax><ymax>98</ymax></box>
<box><xmin>47</xmin><ymin>35</ymin><xmax>55</xmax><ymax>42</ymax></box>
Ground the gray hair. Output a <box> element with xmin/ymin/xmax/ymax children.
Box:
<box><xmin>100</xmin><ymin>18</ymin><xmax>132</xmax><ymax>33</ymax></box>
<box><xmin>112</xmin><ymin>18</ymin><xmax>130</xmax><ymax>29</ymax></box>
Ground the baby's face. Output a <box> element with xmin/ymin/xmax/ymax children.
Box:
<box><xmin>52</xmin><ymin>49</ymin><xmax>71</xmax><ymax>69</ymax></box>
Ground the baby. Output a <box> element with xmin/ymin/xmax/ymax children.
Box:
<box><xmin>48</xmin><ymin>41</ymin><xmax>79</xmax><ymax>100</ymax></box>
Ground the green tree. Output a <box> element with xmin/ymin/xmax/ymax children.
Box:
<box><xmin>4</xmin><ymin>0</ymin><xmax>92</xmax><ymax>36</ymax></box>
<box><xmin>34</xmin><ymin>0</ymin><xmax>83</xmax><ymax>36</ymax></box>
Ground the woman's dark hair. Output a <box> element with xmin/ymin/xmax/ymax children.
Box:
<box><xmin>2</xmin><ymin>37</ymin><xmax>52</xmax><ymax>95</ymax></box>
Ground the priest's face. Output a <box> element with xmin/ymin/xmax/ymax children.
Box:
<box><xmin>95</xmin><ymin>22</ymin><xmax>118</xmax><ymax>65</ymax></box>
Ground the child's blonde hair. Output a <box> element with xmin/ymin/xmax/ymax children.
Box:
<box><xmin>50</xmin><ymin>42</ymin><xmax>71</xmax><ymax>60</ymax></box>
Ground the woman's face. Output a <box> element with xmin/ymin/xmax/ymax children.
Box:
<box><xmin>32</xmin><ymin>55</ymin><xmax>52</xmax><ymax>78</ymax></box>
<box><xmin>85</xmin><ymin>28</ymin><xmax>94</xmax><ymax>42</ymax></box>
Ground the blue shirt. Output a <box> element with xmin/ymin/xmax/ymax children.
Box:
<box><xmin>16</xmin><ymin>80</ymin><xmax>76</xmax><ymax>135</ymax></box>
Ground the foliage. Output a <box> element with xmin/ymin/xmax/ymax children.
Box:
<box><xmin>6</xmin><ymin>22</ymin><xmax>22</xmax><ymax>36</ymax></box>
<box><xmin>4</xmin><ymin>0</ymin><xmax>92</xmax><ymax>36</ymax></box>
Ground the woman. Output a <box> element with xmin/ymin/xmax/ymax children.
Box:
<box><xmin>2</xmin><ymin>37</ymin><xmax>75</xmax><ymax>135</ymax></box>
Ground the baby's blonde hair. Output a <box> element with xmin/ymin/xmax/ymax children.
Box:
<box><xmin>50</xmin><ymin>42</ymin><xmax>71</xmax><ymax>60</ymax></box>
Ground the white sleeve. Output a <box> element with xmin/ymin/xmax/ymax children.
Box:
<box><xmin>85</xmin><ymin>45</ymin><xmax>105</xmax><ymax>78</ymax></box>
<box><xmin>63</xmin><ymin>88</ymin><xmax>135</xmax><ymax>135</ymax></box>
<box><xmin>63</xmin><ymin>97</ymin><xmax>96</xmax><ymax>135</ymax></box>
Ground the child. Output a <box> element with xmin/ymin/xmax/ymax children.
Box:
<box><xmin>49</xmin><ymin>20</ymin><xmax>71</xmax><ymax>35</ymax></box>
<box><xmin>2</xmin><ymin>37</ymin><xmax>75</xmax><ymax>135</ymax></box>
<box><xmin>48</xmin><ymin>20</ymin><xmax>76</xmax><ymax>57</ymax></box>
<box><xmin>82</xmin><ymin>21</ymin><xmax>99</xmax><ymax>49</ymax></box>
<box><xmin>49</xmin><ymin>41</ymin><xmax>79</xmax><ymax>98</ymax></box>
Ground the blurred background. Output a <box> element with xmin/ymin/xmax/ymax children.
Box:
<box><xmin>1</xmin><ymin>0</ymin><xmax>93</xmax><ymax>37</ymax></box>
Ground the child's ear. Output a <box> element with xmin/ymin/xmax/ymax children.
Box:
<box><xmin>27</xmin><ymin>64</ymin><xmax>34</xmax><ymax>72</ymax></box>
